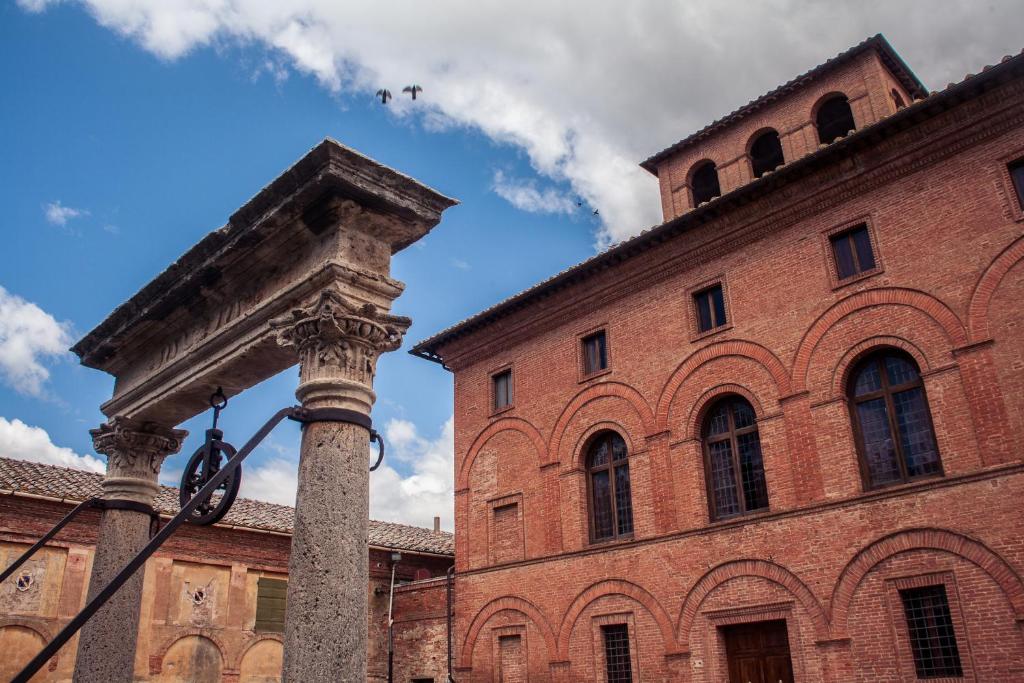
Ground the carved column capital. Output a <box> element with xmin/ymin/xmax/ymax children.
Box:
<box><xmin>271</xmin><ymin>288</ymin><xmax>411</xmax><ymax>412</ymax></box>
<box><xmin>90</xmin><ymin>417</ymin><xmax>187</xmax><ymax>504</ymax></box>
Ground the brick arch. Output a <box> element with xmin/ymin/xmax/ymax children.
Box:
<box><xmin>967</xmin><ymin>234</ymin><xmax>1024</xmax><ymax>341</ymax></box>
<box><xmin>685</xmin><ymin>384</ymin><xmax>767</xmax><ymax>441</ymax></box>
<box><xmin>556</xmin><ymin>579</ymin><xmax>681</xmax><ymax>659</ymax></box>
<box><xmin>0</xmin><ymin>621</ymin><xmax>58</xmax><ymax>673</ymax></box>
<box><xmin>792</xmin><ymin>288</ymin><xmax>967</xmax><ymax>393</ymax></box>
<box><xmin>460</xmin><ymin>596</ymin><xmax>557</xmax><ymax>669</ymax></box>
<box><xmin>829</xmin><ymin>336</ymin><xmax>932</xmax><ymax>397</ymax></box>
<box><xmin>548</xmin><ymin>382</ymin><xmax>655</xmax><ymax>467</ymax></box>
<box><xmin>571</xmin><ymin>421</ymin><xmax>638</xmax><ymax>469</ymax></box>
<box><xmin>677</xmin><ymin>559</ymin><xmax>830</xmax><ymax>650</ymax></box>
<box><xmin>230</xmin><ymin>633</ymin><xmax>283</xmax><ymax>670</ymax></box>
<box><xmin>830</xmin><ymin>528</ymin><xmax>1024</xmax><ymax>638</ymax></box>
<box><xmin>151</xmin><ymin>630</ymin><xmax>228</xmax><ymax>675</ymax></box>
<box><xmin>457</xmin><ymin>417</ymin><xmax>547</xmax><ymax>490</ymax></box>
<box><xmin>656</xmin><ymin>341</ymin><xmax>791</xmax><ymax>431</ymax></box>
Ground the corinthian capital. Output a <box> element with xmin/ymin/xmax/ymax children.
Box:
<box><xmin>91</xmin><ymin>417</ymin><xmax>187</xmax><ymax>504</ymax></box>
<box><xmin>271</xmin><ymin>289</ymin><xmax>411</xmax><ymax>411</ymax></box>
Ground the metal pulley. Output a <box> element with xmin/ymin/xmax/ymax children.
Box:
<box><xmin>179</xmin><ymin>388</ymin><xmax>241</xmax><ymax>526</ymax></box>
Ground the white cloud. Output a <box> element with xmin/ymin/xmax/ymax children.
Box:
<box><xmin>235</xmin><ymin>417</ymin><xmax>455</xmax><ymax>531</ymax></box>
<box><xmin>0</xmin><ymin>286</ymin><xmax>73</xmax><ymax>397</ymax></box>
<box><xmin>0</xmin><ymin>416</ymin><xmax>105</xmax><ymax>472</ymax></box>
<box><xmin>450</xmin><ymin>257</ymin><xmax>470</xmax><ymax>271</ymax></box>
<box><xmin>44</xmin><ymin>200</ymin><xmax>88</xmax><ymax>227</ymax></box>
<box><xmin>492</xmin><ymin>170</ymin><xmax>577</xmax><ymax>216</ymax></box>
<box><xmin>17</xmin><ymin>2</ymin><xmax>1024</xmax><ymax>247</ymax></box>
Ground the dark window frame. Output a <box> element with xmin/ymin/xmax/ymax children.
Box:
<box><xmin>581</xmin><ymin>328</ymin><xmax>610</xmax><ymax>378</ymax></box>
<box><xmin>585</xmin><ymin>431</ymin><xmax>634</xmax><ymax>544</ymax></box>
<box><xmin>749</xmin><ymin>129</ymin><xmax>785</xmax><ymax>178</ymax></box>
<box><xmin>847</xmin><ymin>350</ymin><xmax>943</xmax><ymax>490</ymax></box>
<box><xmin>491</xmin><ymin>368</ymin><xmax>513</xmax><ymax>413</ymax></box>
<box><xmin>702</xmin><ymin>396</ymin><xmax>770</xmax><ymax>521</ymax></box>
<box><xmin>1009</xmin><ymin>156</ymin><xmax>1024</xmax><ymax>213</ymax></box>
<box><xmin>692</xmin><ymin>283</ymin><xmax>728</xmax><ymax>334</ymax></box>
<box><xmin>899</xmin><ymin>584</ymin><xmax>964</xmax><ymax>679</ymax></box>
<box><xmin>600</xmin><ymin>623</ymin><xmax>634</xmax><ymax>683</ymax></box>
<box><xmin>829</xmin><ymin>223</ymin><xmax>877</xmax><ymax>281</ymax></box>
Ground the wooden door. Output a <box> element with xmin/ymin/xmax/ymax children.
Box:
<box><xmin>722</xmin><ymin>620</ymin><xmax>794</xmax><ymax>683</ymax></box>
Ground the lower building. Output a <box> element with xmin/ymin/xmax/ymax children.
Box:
<box><xmin>0</xmin><ymin>457</ymin><xmax>453</xmax><ymax>682</ymax></box>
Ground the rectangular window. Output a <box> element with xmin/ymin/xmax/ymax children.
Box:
<box><xmin>493</xmin><ymin>369</ymin><xmax>513</xmax><ymax>411</ymax></box>
<box><xmin>693</xmin><ymin>284</ymin><xmax>727</xmax><ymax>333</ymax></box>
<box><xmin>830</xmin><ymin>224</ymin><xmax>876</xmax><ymax>280</ymax></box>
<box><xmin>900</xmin><ymin>585</ymin><xmax>963</xmax><ymax>678</ymax></box>
<box><xmin>601</xmin><ymin>624</ymin><xmax>633</xmax><ymax>683</ymax></box>
<box><xmin>255</xmin><ymin>577</ymin><xmax>287</xmax><ymax>633</ymax></box>
<box><xmin>582</xmin><ymin>330</ymin><xmax>608</xmax><ymax>375</ymax></box>
<box><xmin>1010</xmin><ymin>158</ymin><xmax>1024</xmax><ymax>211</ymax></box>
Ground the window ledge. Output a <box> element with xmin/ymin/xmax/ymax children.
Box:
<box><xmin>489</xmin><ymin>404</ymin><xmax>515</xmax><ymax>418</ymax></box>
<box><xmin>831</xmin><ymin>266</ymin><xmax>883</xmax><ymax>291</ymax></box>
<box><xmin>691</xmin><ymin>323</ymin><xmax>733</xmax><ymax>343</ymax></box>
<box><xmin>578</xmin><ymin>367</ymin><xmax>612</xmax><ymax>384</ymax></box>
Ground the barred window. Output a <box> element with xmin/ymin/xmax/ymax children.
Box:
<box><xmin>601</xmin><ymin>624</ymin><xmax>633</xmax><ymax>683</ymax></box>
<box><xmin>587</xmin><ymin>431</ymin><xmax>633</xmax><ymax>542</ymax></box>
<box><xmin>702</xmin><ymin>396</ymin><xmax>769</xmax><ymax>520</ymax></box>
<box><xmin>848</xmin><ymin>350</ymin><xmax>941</xmax><ymax>489</ymax></box>
<box><xmin>900</xmin><ymin>585</ymin><xmax>963</xmax><ymax>678</ymax></box>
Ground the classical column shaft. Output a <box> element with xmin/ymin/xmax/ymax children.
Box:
<box><xmin>73</xmin><ymin>418</ymin><xmax>185</xmax><ymax>683</ymax></box>
<box><xmin>273</xmin><ymin>289</ymin><xmax>409</xmax><ymax>683</ymax></box>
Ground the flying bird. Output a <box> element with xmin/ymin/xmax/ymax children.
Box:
<box><xmin>402</xmin><ymin>85</ymin><xmax>423</xmax><ymax>100</ymax></box>
<box><xmin>593</xmin><ymin>209</ymin><xmax>600</xmax><ymax>216</ymax></box>
<box><xmin>375</xmin><ymin>89</ymin><xmax>392</xmax><ymax>104</ymax></box>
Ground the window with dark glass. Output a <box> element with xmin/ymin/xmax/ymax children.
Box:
<box><xmin>693</xmin><ymin>284</ymin><xmax>727</xmax><ymax>333</ymax></box>
<box><xmin>255</xmin><ymin>577</ymin><xmax>287</xmax><ymax>633</ymax></box>
<box><xmin>900</xmin><ymin>585</ymin><xmax>963</xmax><ymax>679</ymax></box>
<box><xmin>586</xmin><ymin>431</ymin><xmax>633</xmax><ymax>542</ymax></box>
<box><xmin>891</xmin><ymin>89</ymin><xmax>907</xmax><ymax>110</ymax></box>
<box><xmin>702</xmin><ymin>396</ymin><xmax>769</xmax><ymax>520</ymax></box>
<box><xmin>1009</xmin><ymin>157</ymin><xmax>1024</xmax><ymax>211</ymax></box>
<box><xmin>691</xmin><ymin>161</ymin><xmax>721</xmax><ymax>205</ymax></box>
<box><xmin>816</xmin><ymin>95</ymin><xmax>856</xmax><ymax>144</ymax></box>
<box><xmin>492</xmin><ymin>369</ymin><xmax>512</xmax><ymax>411</ymax></box>
<box><xmin>848</xmin><ymin>350</ymin><xmax>941</xmax><ymax>489</ymax></box>
<box><xmin>601</xmin><ymin>624</ymin><xmax>633</xmax><ymax>683</ymax></box>
<box><xmin>830</xmin><ymin>224</ymin><xmax>876</xmax><ymax>280</ymax></box>
<box><xmin>582</xmin><ymin>330</ymin><xmax>608</xmax><ymax>376</ymax></box>
<box><xmin>750</xmin><ymin>130</ymin><xmax>785</xmax><ymax>178</ymax></box>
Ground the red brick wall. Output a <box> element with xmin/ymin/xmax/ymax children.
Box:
<box><xmin>438</xmin><ymin>63</ymin><xmax>1024</xmax><ymax>682</ymax></box>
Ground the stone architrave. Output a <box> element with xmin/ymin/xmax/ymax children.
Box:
<box><xmin>271</xmin><ymin>290</ymin><xmax>410</xmax><ymax>681</ymax></box>
<box><xmin>73</xmin><ymin>417</ymin><xmax>186</xmax><ymax>683</ymax></box>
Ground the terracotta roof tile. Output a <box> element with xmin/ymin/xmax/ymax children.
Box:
<box><xmin>0</xmin><ymin>457</ymin><xmax>453</xmax><ymax>556</ymax></box>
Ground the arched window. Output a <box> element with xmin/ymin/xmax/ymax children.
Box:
<box><xmin>702</xmin><ymin>396</ymin><xmax>769</xmax><ymax>520</ymax></box>
<box><xmin>586</xmin><ymin>431</ymin><xmax>633</xmax><ymax>541</ymax></box>
<box><xmin>816</xmin><ymin>95</ymin><xmax>856</xmax><ymax>144</ymax></box>
<box><xmin>848</xmin><ymin>350</ymin><xmax>941</xmax><ymax>489</ymax></box>
<box><xmin>691</xmin><ymin>161</ymin><xmax>721</xmax><ymax>206</ymax></box>
<box><xmin>749</xmin><ymin>130</ymin><xmax>785</xmax><ymax>178</ymax></box>
<box><xmin>891</xmin><ymin>89</ymin><xmax>906</xmax><ymax>110</ymax></box>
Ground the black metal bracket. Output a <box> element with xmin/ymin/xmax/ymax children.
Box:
<box><xmin>288</xmin><ymin>407</ymin><xmax>385</xmax><ymax>471</ymax></box>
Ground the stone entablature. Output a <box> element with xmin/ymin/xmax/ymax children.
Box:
<box><xmin>71</xmin><ymin>139</ymin><xmax>456</xmax><ymax>426</ymax></box>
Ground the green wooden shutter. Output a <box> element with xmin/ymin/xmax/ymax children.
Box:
<box><xmin>255</xmin><ymin>577</ymin><xmax>287</xmax><ymax>632</ymax></box>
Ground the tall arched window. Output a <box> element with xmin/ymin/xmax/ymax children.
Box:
<box><xmin>816</xmin><ymin>95</ymin><xmax>856</xmax><ymax>144</ymax></box>
<box><xmin>749</xmin><ymin>130</ymin><xmax>785</xmax><ymax>178</ymax></box>
<box><xmin>848</xmin><ymin>350</ymin><xmax>941</xmax><ymax>489</ymax></box>
<box><xmin>702</xmin><ymin>396</ymin><xmax>769</xmax><ymax>520</ymax></box>
<box><xmin>586</xmin><ymin>431</ymin><xmax>633</xmax><ymax>542</ymax></box>
<box><xmin>691</xmin><ymin>161</ymin><xmax>721</xmax><ymax>206</ymax></box>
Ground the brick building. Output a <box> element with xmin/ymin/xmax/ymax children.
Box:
<box><xmin>0</xmin><ymin>457</ymin><xmax>453</xmax><ymax>682</ymax></box>
<box><xmin>412</xmin><ymin>36</ymin><xmax>1024</xmax><ymax>682</ymax></box>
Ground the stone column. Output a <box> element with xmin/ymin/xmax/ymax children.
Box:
<box><xmin>73</xmin><ymin>417</ymin><xmax>185</xmax><ymax>683</ymax></box>
<box><xmin>273</xmin><ymin>289</ymin><xmax>409</xmax><ymax>683</ymax></box>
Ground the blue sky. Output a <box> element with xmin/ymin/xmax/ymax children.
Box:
<box><xmin>1</xmin><ymin>0</ymin><xmax>1020</xmax><ymax>528</ymax></box>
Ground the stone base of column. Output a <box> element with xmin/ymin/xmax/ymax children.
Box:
<box><xmin>72</xmin><ymin>508</ymin><xmax>151</xmax><ymax>683</ymax></box>
<box><xmin>283</xmin><ymin>421</ymin><xmax>369</xmax><ymax>683</ymax></box>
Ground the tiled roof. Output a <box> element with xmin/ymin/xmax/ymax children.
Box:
<box><xmin>0</xmin><ymin>457</ymin><xmax>453</xmax><ymax>556</ymax></box>
<box><xmin>411</xmin><ymin>46</ymin><xmax>1023</xmax><ymax>363</ymax></box>
<box><xmin>638</xmin><ymin>34</ymin><xmax>927</xmax><ymax>172</ymax></box>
